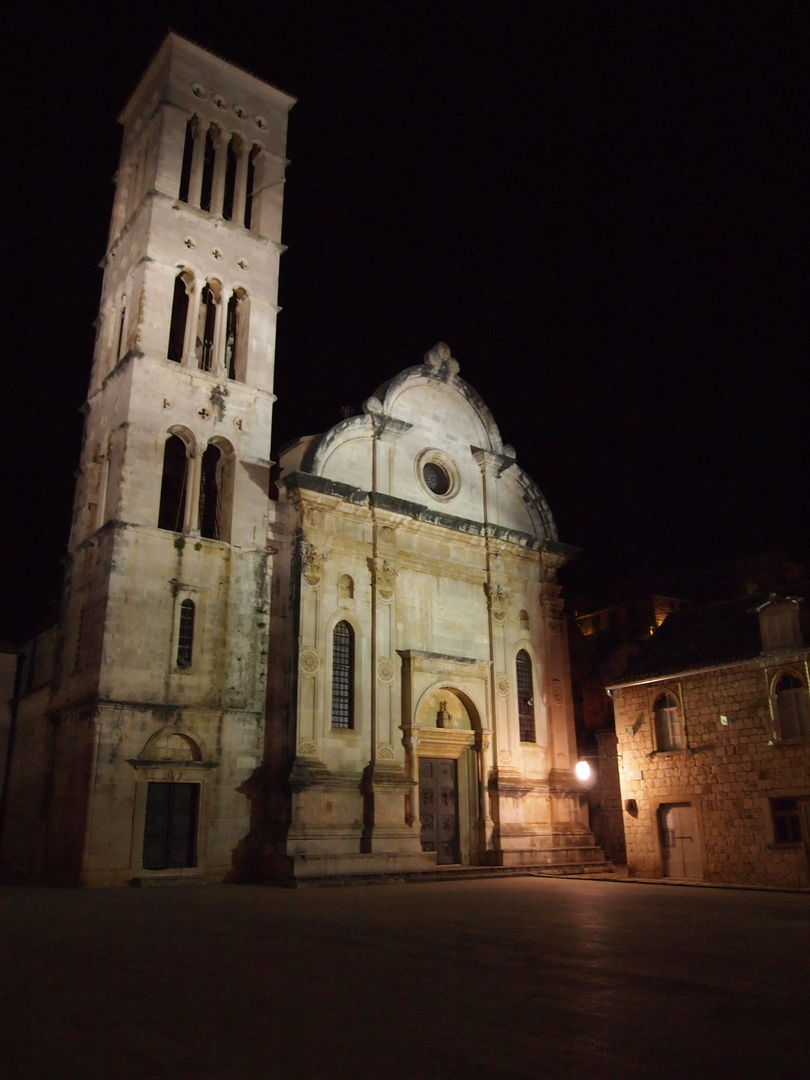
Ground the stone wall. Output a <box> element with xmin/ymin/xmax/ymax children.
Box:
<box><xmin>613</xmin><ymin>656</ymin><xmax>810</xmax><ymax>886</ymax></box>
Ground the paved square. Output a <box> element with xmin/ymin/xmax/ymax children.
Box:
<box><xmin>1</xmin><ymin>878</ymin><xmax>807</xmax><ymax>1079</ymax></box>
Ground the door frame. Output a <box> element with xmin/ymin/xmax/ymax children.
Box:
<box><xmin>649</xmin><ymin>793</ymin><xmax>705</xmax><ymax>880</ymax></box>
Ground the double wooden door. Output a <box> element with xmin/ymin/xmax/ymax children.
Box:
<box><xmin>419</xmin><ymin>758</ymin><xmax>459</xmax><ymax>864</ymax></box>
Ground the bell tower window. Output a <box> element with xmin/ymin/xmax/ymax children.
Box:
<box><xmin>158</xmin><ymin>434</ymin><xmax>189</xmax><ymax>532</ymax></box>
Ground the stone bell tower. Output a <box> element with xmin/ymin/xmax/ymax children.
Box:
<box><xmin>44</xmin><ymin>35</ymin><xmax>295</xmax><ymax>884</ymax></box>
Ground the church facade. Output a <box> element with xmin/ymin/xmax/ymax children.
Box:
<box><xmin>0</xmin><ymin>36</ymin><xmax>602</xmax><ymax>885</ymax></box>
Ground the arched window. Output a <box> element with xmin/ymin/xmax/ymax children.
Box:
<box><xmin>338</xmin><ymin>574</ymin><xmax>354</xmax><ymax>601</ymax></box>
<box><xmin>176</xmin><ymin>599</ymin><xmax>195</xmax><ymax>668</ymax></box>
<box><xmin>167</xmin><ymin>271</ymin><xmax>192</xmax><ymax>362</ymax></box>
<box><xmin>222</xmin><ymin>136</ymin><xmax>238</xmax><ymax>221</ymax></box>
<box><xmin>244</xmin><ymin>145</ymin><xmax>261</xmax><ymax>231</ymax></box>
<box><xmin>518</xmin><ymin>609</ymin><xmax>530</xmax><ymax>637</ymax></box>
<box><xmin>331</xmin><ymin>621</ymin><xmax>355</xmax><ymax>729</ymax></box>
<box><xmin>516</xmin><ymin>649</ymin><xmax>535</xmax><ymax>743</ymax></box>
<box><xmin>196</xmin><ymin>282</ymin><xmax>218</xmax><ymax>372</ymax></box>
<box><xmin>200</xmin><ymin>125</ymin><xmax>216</xmax><ymax>213</ymax></box>
<box><xmin>158</xmin><ymin>434</ymin><xmax>189</xmax><ymax>532</ymax></box>
<box><xmin>199</xmin><ymin>443</ymin><xmax>221</xmax><ymax>540</ymax></box>
<box><xmin>654</xmin><ymin>691</ymin><xmax>684</xmax><ymax>751</ymax></box>
<box><xmin>225</xmin><ymin>288</ymin><xmax>248</xmax><ymax>381</ymax></box>
<box><xmin>775</xmin><ymin>673</ymin><xmax>810</xmax><ymax>740</ymax></box>
<box><xmin>178</xmin><ymin>117</ymin><xmax>194</xmax><ymax>203</ymax></box>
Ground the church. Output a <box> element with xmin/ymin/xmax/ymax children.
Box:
<box><xmin>0</xmin><ymin>35</ymin><xmax>603</xmax><ymax>885</ymax></box>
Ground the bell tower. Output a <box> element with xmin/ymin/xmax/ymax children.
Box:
<box><xmin>47</xmin><ymin>36</ymin><xmax>295</xmax><ymax>884</ymax></box>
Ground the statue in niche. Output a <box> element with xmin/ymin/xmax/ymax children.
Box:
<box><xmin>436</xmin><ymin>700</ymin><xmax>455</xmax><ymax>729</ymax></box>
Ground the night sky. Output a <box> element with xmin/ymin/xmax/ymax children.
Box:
<box><xmin>3</xmin><ymin>2</ymin><xmax>808</xmax><ymax>643</ymax></box>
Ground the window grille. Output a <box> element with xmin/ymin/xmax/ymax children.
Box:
<box><xmin>516</xmin><ymin>649</ymin><xmax>535</xmax><ymax>742</ymax></box>
<box><xmin>177</xmin><ymin>599</ymin><xmax>195</xmax><ymax>668</ymax></box>
<box><xmin>331</xmin><ymin>621</ymin><xmax>354</xmax><ymax>729</ymax></box>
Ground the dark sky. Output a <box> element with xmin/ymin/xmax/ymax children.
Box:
<box><xmin>3</xmin><ymin>1</ymin><xmax>808</xmax><ymax>642</ymax></box>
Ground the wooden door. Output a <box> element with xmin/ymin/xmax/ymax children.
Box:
<box><xmin>419</xmin><ymin>758</ymin><xmax>459</xmax><ymax>865</ymax></box>
<box><xmin>660</xmin><ymin>803</ymin><xmax>702</xmax><ymax>879</ymax></box>
<box><xmin>143</xmin><ymin>782</ymin><xmax>199</xmax><ymax>871</ymax></box>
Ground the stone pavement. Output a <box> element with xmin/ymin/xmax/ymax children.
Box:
<box><xmin>1</xmin><ymin>876</ymin><xmax>808</xmax><ymax>1080</ymax></box>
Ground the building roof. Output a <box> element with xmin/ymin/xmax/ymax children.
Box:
<box><xmin>610</xmin><ymin>592</ymin><xmax>799</xmax><ymax>685</ymax></box>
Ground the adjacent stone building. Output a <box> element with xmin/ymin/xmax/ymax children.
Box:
<box><xmin>0</xmin><ymin>36</ymin><xmax>603</xmax><ymax>885</ymax></box>
<box><xmin>610</xmin><ymin>593</ymin><xmax>810</xmax><ymax>887</ymax></box>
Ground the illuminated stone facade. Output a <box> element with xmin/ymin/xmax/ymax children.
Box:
<box><xmin>0</xmin><ymin>37</ymin><xmax>602</xmax><ymax>885</ymax></box>
<box><xmin>258</xmin><ymin>344</ymin><xmax>602</xmax><ymax>880</ymax></box>
<box><xmin>610</xmin><ymin>597</ymin><xmax>810</xmax><ymax>887</ymax></box>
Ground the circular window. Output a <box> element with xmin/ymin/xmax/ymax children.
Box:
<box><xmin>415</xmin><ymin>449</ymin><xmax>460</xmax><ymax>501</ymax></box>
<box><xmin>423</xmin><ymin>461</ymin><xmax>450</xmax><ymax>495</ymax></box>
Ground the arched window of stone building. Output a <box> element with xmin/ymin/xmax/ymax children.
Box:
<box><xmin>775</xmin><ymin>673</ymin><xmax>810</xmax><ymax>740</ymax></box>
<box><xmin>245</xmin><ymin>145</ymin><xmax>261</xmax><ymax>231</ymax></box>
<box><xmin>158</xmin><ymin>434</ymin><xmax>189</xmax><ymax>532</ymax></box>
<box><xmin>331</xmin><ymin>621</ymin><xmax>355</xmax><ymax>729</ymax></box>
<box><xmin>225</xmin><ymin>288</ymin><xmax>248</xmax><ymax>381</ymax></box>
<box><xmin>222</xmin><ymin>136</ymin><xmax>239</xmax><ymax>221</ymax></box>
<box><xmin>198</xmin><ymin>438</ymin><xmax>234</xmax><ymax>542</ymax></box>
<box><xmin>339</xmin><ymin>575</ymin><xmax>354</xmax><ymax>601</ymax></box>
<box><xmin>199</xmin><ymin>443</ymin><xmax>222</xmax><ymax>540</ymax></box>
<box><xmin>516</xmin><ymin>649</ymin><xmax>535</xmax><ymax>743</ymax></box>
<box><xmin>654</xmin><ymin>691</ymin><xmax>684</xmax><ymax>751</ymax></box>
<box><xmin>200</xmin><ymin>125</ymin><xmax>217</xmax><ymax>213</ymax></box>
<box><xmin>519</xmin><ymin>609</ymin><xmax>530</xmax><ymax>637</ymax></box>
<box><xmin>178</xmin><ymin>117</ymin><xmax>194</xmax><ymax>203</ymax></box>
<box><xmin>176</xmin><ymin>599</ymin><xmax>195</xmax><ymax>668</ymax></box>
<box><xmin>168</xmin><ymin>270</ymin><xmax>193</xmax><ymax>363</ymax></box>
<box><xmin>196</xmin><ymin>281</ymin><xmax>220</xmax><ymax>372</ymax></box>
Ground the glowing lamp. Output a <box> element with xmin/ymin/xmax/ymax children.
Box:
<box><xmin>575</xmin><ymin>760</ymin><xmax>591</xmax><ymax>781</ymax></box>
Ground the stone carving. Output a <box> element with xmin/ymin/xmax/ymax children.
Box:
<box><xmin>300</xmin><ymin>649</ymin><xmax>319</xmax><ymax>675</ymax></box>
<box><xmin>209</xmin><ymin>384</ymin><xmax>228</xmax><ymax>421</ymax></box>
<box><xmin>548</xmin><ymin>618</ymin><xmax>561</xmax><ymax>636</ymax></box>
<box><xmin>495</xmin><ymin>673</ymin><xmax>509</xmax><ymax>697</ymax></box>
<box><xmin>551</xmin><ymin>679</ymin><xmax>564</xmax><ymax>705</ymax></box>
<box><xmin>436</xmin><ymin>701</ymin><xmax>455</xmax><ymax>729</ymax></box>
<box><xmin>373</xmin><ymin>559</ymin><xmax>397</xmax><ymax>601</ymax></box>
<box><xmin>298</xmin><ymin>740</ymin><xmax>317</xmax><ymax>757</ymax></box>
<box><xmin>498</xmin><ymin>751</ymin><xmax>513</xmax><ymax>766</ymax></box>
<box><xmin>378</xmin><ymin>658</ymin><xmax>394</xmax><ymax>683</ymax></box>
<box><xmin>423</xmin><ymin>341</ymin><xmax>460</xmax><ymax>378</ymax></box>
<box><xmin>183</xmin><ymin>236</ymin><xmax>196</xmax><ymax>249</ymax></box>
<box><xmin>377</xmin><ymin>745</ymin><xmax>394</xmax><ymax>760</ymax></box>
<box><xmin>302</xmin><ymin>544</ymin><xmax>327</xmax><ymax>586</ymax></box>
<box><xmin>486</xmin><ymin>582</ymin><xmax>509</xmax><ymax>622</ymax></box>
<box><xmin>304</xmin><ymin>506</ymin><xmax>323</xmax><ymax>528</ymax></box>
<box><xmin>197</xmin><ymin>407</ymin><xmax>210</xmax><ymax>420</ymax></box>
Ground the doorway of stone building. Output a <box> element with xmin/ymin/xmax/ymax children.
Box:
<box><xmin>142</xmin><ymin>782</ymin><xmax>199</xmax><ymax>871</ymax></box>
<box><xmin>418</xmin><ymin>758</ymin><xmax>459</xmax><ymax>864</ymax></box>
<box><xmin>659</xmin><ymin>802</ymin><xmax>702</xmax><ymax>879</ymax></box>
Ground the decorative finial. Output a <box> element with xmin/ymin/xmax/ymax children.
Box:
<box><xmin>423</xmin><ymin>342</ymin><xmax>460</xmax><ymax>377</ymax></box>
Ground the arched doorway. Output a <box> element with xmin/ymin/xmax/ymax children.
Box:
<box><xmin>413</xmin><ymin>687</ymin><xmax>483</xmax><ymax>865</ymax></box>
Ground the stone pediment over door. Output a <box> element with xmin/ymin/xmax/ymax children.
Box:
<box><xmin>398</xmin><ymin>649</ymin><xmax>491</xmax><ymax>748</ymax></box>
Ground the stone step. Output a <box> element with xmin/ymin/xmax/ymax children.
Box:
<box><xmin>295</xmin><ymin>861</ymin><xmax>615</xmax><ymax>889</ymax></box>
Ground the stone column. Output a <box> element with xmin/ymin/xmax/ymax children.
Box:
<box><xmin>183</xmin><ymin>278</ymin><xmax>202</xmax><ymax>368</ymax></box>
<box><xmin>295</xmin><ymin>540</ymin><xmax>327</xmax><ymax>757</ymax></box>
<box><xmin>187</xmin><ymin>117</ymin><xmax>206</xmax><ymax>209</ymax></box>
<box><xmin>184</xmin><ymin>450</ymin><xmax>202</xmax><ymax>535</ymax></box>
<box><xmin>231</xmin><ymin>136</ymin><xmax>249</xmax><ymax>226</ymax></box>
<box><xmin>209</xmin><ymin>126</ymin><xmax>228</xmax><ymax>217</ymax></box>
